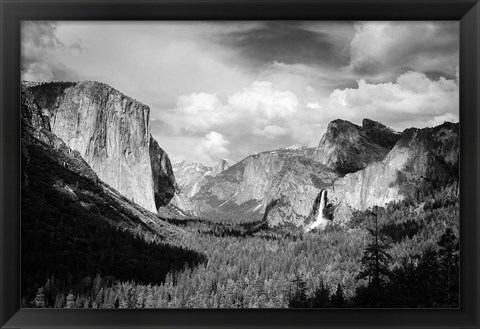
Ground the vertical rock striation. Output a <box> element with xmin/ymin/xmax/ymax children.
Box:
<box><xmin>150</xmin><ymin>136</ymin><xmax>176</xmax><ymax>209</ymax></box>
<box><xmin>211</xmin><ymin>159</ymin><xmax>230</xmax><ymax>177</ymax></box>
<box><xmin>24</xmin><ymin>81</ymin><xmax>175</xmax><ymax>212</ymax></box>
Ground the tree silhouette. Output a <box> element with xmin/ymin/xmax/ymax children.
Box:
<box><xmin>289</xmin><ymin>274</ymin><xmax>308</xmax><ymax>308</ymax></box>
<box><xmin>330</xmin><ymin>284</ymin><xmax>347</xmax><ymax>307</ymax></box>
<box><xmin>311</xmin><ymin>281</ymin><xmax>331</xmax><ymax>308</ymax></box>
<box><xmin>356</xmin><ymin>207</ymin><xmax>392</xmax><ymax>307</ymax></box>
<box><xmin>437</xmin><ymin>228</ymin><xmax>459</xmax><ymax>307</ymax></box>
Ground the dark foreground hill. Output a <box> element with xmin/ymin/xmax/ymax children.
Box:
<box><xmin>21</xmin><ymin>85</ymin><xmax>206</xmax><ymax>306</ymax></box>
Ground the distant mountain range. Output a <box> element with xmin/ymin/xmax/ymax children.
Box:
<box><xmin>173</xmin><ymin>159</ymin><xmax>230</xmax><ymax>198</ymax></box>
<box><xmin>21</xmin><ymin>81</ymin><xmax>459</xmax><ymax>231</ymax></box>
<box><xmin>174</xmin><ymin>119</ymin><xmax>458</xmax><ymax>229</ymax></box>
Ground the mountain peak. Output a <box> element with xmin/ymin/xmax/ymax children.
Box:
<box><xmin>315</xmin><ymin>118</ymin><xmax>399</xmax><ymax>174</ymax></box>
<box><xmin>212</xmin><ymin>159</ymin><xmax>230</xmax><ymax>177</ymax></box>
<box><xmin>362</xmin><ymin>118</ymin><xmax>401</xmax><ymax>149</ymax></box>
<box><xmin>283</xmin><ymin>144</ymin><xmax>306</xmax><ymax>151</ymax></box>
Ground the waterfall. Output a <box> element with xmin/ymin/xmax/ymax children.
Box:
<box><xmin>306</xmin><ymin>189</ymin><xmax>328</xmax><ymax>232</ymax></box>
<box><xmin>317</xmin><ymin>190</ymin><xmax>326</xmax><ymax>223</ymax></box>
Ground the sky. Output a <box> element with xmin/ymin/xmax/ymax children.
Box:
<box><xmin>21</xmin><ymin>21</ymin><xmax>459</xmax><ymax>166</ymax></box>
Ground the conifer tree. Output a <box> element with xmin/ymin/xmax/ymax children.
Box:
<box><xmin>356</xmin><ymin>207</ymin><xmax>392</xmax><ymax>307</ymax></box>
<box><xmin>311</xmin><ymin>280</ymin><xmax>331</xmax><ymax>308</ymax></box>
<box><xmin>54</xmin><ymin>293</ymin><xmax>65</xmax><ymax>308</ymax></box>
<box><xmin>65</xmin><ymin>291</ymin><xmax>75</xmax><ymax>308</ymax></box>
<box><xmin>330</xmin><ymin>284</ymin><xmax>346</xmax><ymax>307</ymax></box>
<box><xmin>94</xmin><ymin>288</ymin><xmax>104</xmax><ymax>308</ymax></box>
<box><xmin>144</xmin><ymin>286</ymin><xmax>154</xmax><ymax>308</ymax></box>
<box><xmin>289</xmin><ymin>274</ymin><xmax>308</xmax><ymax>308</ymax></box>
<box><xmin>33</xmin><ymin>287</ymin><xmax>46</xmax><ymax>308</ymax></box>
<box><xmin>437</xmin><ymin>228</ymin><xmax>459</xmax><ymax>307</ymax></box>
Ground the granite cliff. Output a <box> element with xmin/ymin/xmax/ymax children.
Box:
<box><xmin>312</xmin><ymin>119</ymin><xmax>401</xmax><ymax>174</ymax></box>
<box><xmin>327</xmin><ymin>121</ymin><xmax>459</xmax><ymax>223</ymax></box>
<box><xmin>21</xmin><ymin>85</ymin><xmax>185</xmax><ymax>241</ymax></box>
<box><xmin>23</xmin><ymin>81</ymin><xmax>175</xmax><ymax>212</ymax></box>
<box><xmin>185</xmin><ymin>146</ymin><xmax>339</xmax><ymax>224</ymax></box>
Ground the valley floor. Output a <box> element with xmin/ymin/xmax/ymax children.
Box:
<box><xmin>24</xmin><ymin>183</ymin><xmax>459</xmax><ymax>308</ymax></box>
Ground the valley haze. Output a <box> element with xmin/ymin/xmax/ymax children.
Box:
<box><xmin>21</xmin><ymin>21</ymin><xmax>459</xmax><ymax>309</ymax></box>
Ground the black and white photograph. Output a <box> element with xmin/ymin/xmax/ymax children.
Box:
<box><xmin>21</xmin><ymin>21</ymin><xmax>459</xmax><ymax>308</ymax></box>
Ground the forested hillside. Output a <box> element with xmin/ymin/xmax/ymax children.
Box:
<box><xmin>26</xmin><ymin>182</ymin><xmax>458</xmax><ymax>308</ymax></box>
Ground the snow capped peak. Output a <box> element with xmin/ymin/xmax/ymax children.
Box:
<box><xmin>174</xmin><ymin>160</ymin><xmax>208</xmax><ymax>170</ymax></box>
<box><xmin>284</xmin><ymin>144</ymin><xmax>305</xmax><ymax>150</ymax></box>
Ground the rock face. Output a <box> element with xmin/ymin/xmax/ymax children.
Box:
<box><xmin>362</xmin><ymin>119</ymin><xmax>401</xmax><ymax>149</ymax></box>
<box><xmin>313</xmin><ymin>119</ymin><xmax>401</xmax><ymax>174</ymax></box>
<box><xmin>150</xmin><ymin>136</ymin><xmax>176</xmax><ymax>209</ymax></box>
<box><xmin>327</xmin><ymin>122</ymin><xmax>459</xmax><ymax>223</ymax></box>
<box><xmin>261</xmin><ymin>157</ymin><xmax>338</xmax><ymax>227</ymax></box>
<box><xmin>23</xmin><ymin>81</ymin><xmax>175</xmax><ymax>212</ymax></box>
<box><xmin>212</xmin><ymin>159</ymin><xmax>230</xmax><ymax>177</ymax></box>
<box><xmin>21</xmin><ymin>86</ymin><xmax>185</xmax><ymax>242</ymax></box>
<box><xmin>188</xmin><ymin>147</ymin><xmax>339</xmax><ymax>224</ymax></box>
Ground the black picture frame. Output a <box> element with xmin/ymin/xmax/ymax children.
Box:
<box><xmin>1</xmin><ymin>0</ymin><xmax>479</xmax><ymax>328</ymax></box>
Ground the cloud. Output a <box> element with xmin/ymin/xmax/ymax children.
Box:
<box><xmin>347</xmin><ymin>22</ymin><xmax>459</xmax><ymax>81</ymax></box>
<box><xmin>21</xmin><ymin>21</ymin><xmax>80</xmax><ymax>81</ymax></box>
<box><xmin>169</xmin><ymin>93</ymin><xmax>228</xmax><ymax>132</ymax></box>
<box><xmin>324</xmin><ymin>71</ymin><xmax>459</xmax><ymax>130</ymax></box>
<box><xmin>219</xmin><ymin>22</ymin><xmax>350</xmax><ymax>70</ymax></box>
<box><xmin>307</xmin><ymin>102</ymin><xmax>322</xmax><ymax>110</ymax></box>
<box><xmin>22</xmin><ymin>62</ymin><xmax>55</xmax><ymax>81</ymax></box>
<box><xmin>22</xmin><ymin>21</ymin><xmax>460</xmax><ymax>166</ymax></box>
<box><xmin>22</xmin><ymin>22</ymin><xmax>254</xmax><ymax>106</ymax></box>
<box><xmin>228</xmin><ymin>81</ymin><xmax>298</xmax><ymax>120</ymax></box>
<box><xmin>162</xmin><ymin>81</ymin><xmax>299</xmax><ymax>133</ymax></box>
<box><xmin>156</xmin><ymin>72</ymin><xmax>459</xmax><ymax>165</ymax></box>
<box><xmin>158</xmin><ymin>80</ymin><xmax>310</xmax><ymax>163</ymax></box>
<box><xmin>22</xmin><ymin>21</ymin><xmax>63</xmax><ymax>50</ymax></box>
<box><xmin>196</xmin><ymin>131</ymin><xmax>231</xmax><ymax>164</ymax></box>
<box><xmin>253</xmin><ymin>125</ymin><xmax>288</xmax><ymax>138</ymax></box>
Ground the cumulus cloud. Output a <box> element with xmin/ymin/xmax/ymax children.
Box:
<box><xmin>160</xmin><ymin>72</ymin><xmax>460</xmax><ymax>164</ymax></box>
<box><xmin>163</xmin><ymin>80</ymin><xmax>299</xmax><ymax>134</ymax></box>
<box><xmin>325</xmin><ymin>71</ymin><xmax>459</xmax><ymax>130</ymax></box>
<box><xmin>253</xmin><ymin>125</ymin><xmax>288</xmax><ymax>138</ymax></box>
<box><xmin>347</xmin><ymin>22</ymin><xmax>459</xmax><ymax>81</ymax></box>
<box><xmin>196</xmin><ymin>131</ymin><xmax>231</xmax><ymax>164</ymax></box>
<box><xmin>158</xmin><ymin>80</ymin><xmax>310</xmax><ymax>162</ymax></box>
<box><xmin>21</xmin><ymin>21</ymin><xmax>80</xmax><ymax>81</ymax></box>
<box><xmin>307</xmin><ymin>102</ymin><xmax>322</xmax><ymax>110</ymax></box>
<box><xmin>170</xmin><ymin>93</ymin><xmax>228</xmax><ymax>132</ymax></box>
<box><xmin>228</xmin><ymin>81</ymin><xmax>298</xmax><ymax>119</ymax></box>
